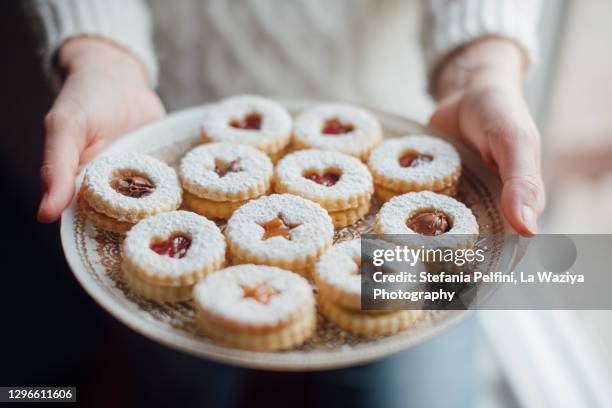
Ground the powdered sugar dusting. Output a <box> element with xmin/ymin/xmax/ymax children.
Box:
<box><xmin>368</xmin><ymin>135</ymin><xmax>460</xmax><ymax>185</ymax></box>
<box><xmin>193</xmin><ymin>264</ymin><xmax>314</xmax><ymax>326</ymax></box>
<box><xmin>316</xmin><ymin>240</ymin><xmax>361</xmax><ymax>296</ymax></box>
<box><xmin>180</xmin><ymin>143</ymin><xmax>273</xmax><ymax>199</ymax></box>
<box><xmin>83</xmin><ymin>153</ymin><xmax>182</xmax><ymax>221</ymax></box>
<box><xmin>201</xmin><ymin>95</ymin><xmax>292</xmax><ymax>151</ymax></box>
<box><xmin>123</xmin><ymin>211</ymin><xmax>225</xmax><ymax>278</ymax></box>
<box><xmin>376</xmin><ymin>191</ymin><xmax>478</xmax><ymax>248</ymax></box>
<box><xmin>275</xmin><ymin>150</ymin><xmax>373</xmax><ymax>204</ymax></box>
<box><xmin>226</xmin><ymin>194</ymin><xmax>334</xmax><ymax>262</ymax></box>
<box><xmin>293</xmin><ymin>104</ymin><xmax>382</xmax><ymax>157</ymax></box>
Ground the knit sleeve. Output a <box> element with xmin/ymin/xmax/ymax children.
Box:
<box><xmin>30</xmin><ymin>0</ymin><xmax>158</xmax><ymax>87</ymax></box>
<box><xmin>421</xmin><ymin>0</ymin><xmax>542</xmax><ymax>83</ymax></box>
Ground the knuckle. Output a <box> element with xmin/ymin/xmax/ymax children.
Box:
<box><xmin>44</xmin><ymin>100</ymin><xmax>87</xmax><ymax>136</ymax></box>
<box><xmin>44</xmin><ymin>108</ymin><xmax>72</xmax><ymax>132</ymax></box>
<box><xmin>504</xmin><ymin>174</ymin><xmax>546</xmax><ymax>213</ymax></box>
<box><xmin>521</xmin><ymin>175</ymin><xmax>544</xmax><ymax>194</ymax></box>
<box><xmin>512</xmin><ymin>174</ymin><xmax>545</xmax><ymax>202</ymax></box>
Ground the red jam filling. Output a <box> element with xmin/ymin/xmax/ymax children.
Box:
<box><xmin>150</xmin><ymin>234</ymin><xmax>192</xmax><ymax>258</ymax></box>
<box><xmin>229</xmin><ymin>113</ymin><xmax>262</xmax><ymax>130</ymax></box>
<box><xmin>321</xmin><ymin>118</ymin><xmax>354</xmax><ymax>135</ymax></box>
<box><xmin>406</xmin><ymin>210</ymin><xmax>450</xmax><ymax>236</ymax></box>
<box><xmin>399</xmin><ymin>153</ymin><xmax>433</xmax><ymax>168</ymax></box>
<box><xmin>304</xmin><ymin>170</ymin><xmax>341</xmax><ymax>187</ymax></box>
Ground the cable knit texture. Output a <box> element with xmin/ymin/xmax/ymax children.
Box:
<box><xmin>32</xmin><ymin>0</ymin><xmax>157</xmax><ymax>86</ymax></box>
<box><xmin>422</xmin><ymin>0</ymin><xmax>542</xmax><ymax>80</ymax></box>
<box><xmin>29</xmin><ymin>0</ymin><xmax>541</xmax><ymax>118</ymax></box>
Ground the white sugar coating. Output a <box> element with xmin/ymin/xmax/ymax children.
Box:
<box><xmin>201</xmin><ymin>95</ymin><xmax>292</xmax><ymax>151</ymax></box>
<box><xmin>376</xmin><ymin>191</ymin><xmax>478</xmax><ymax>248</ymax></box>
<box><xmin>193</xmin><ymin>264</ymin><xmax>314</xmax><ymax>326</ymax></box>
<box><xmin>179</xmin><ymin>143</ymin><xmax>273</xmax><ymax>200</ymax></box>
<box><xmin>123</xmin><ymin>210</ymin><xmax>225</xmax><ymax>278</ymax></box>
<box><xmin>293</xmin><ymin>103</ymin><xmax>382</xmax><ymax>157</ymax></box>
<box><xmin>316</xmin><ymin>239</ymin><xmax>361</xmax><ymax>296</ymax></box>
<box><xmin>83</xmin><ymin>153</ymin><xmax>182</xmax><ymax>221</ymax></box>
<box><xmin>225</xmin><ymin>194</ymin><xmax>334</xmax><ymax>262</ymax></box>
<box><xmin>275</xmin><ymin>149</ymin><xmax>373</xmax><ymax>203</ymax></box>
<box><xmin>368</xmin><ymin>135</ymin><xmax>460</xmax><ymax>185</ymax></box>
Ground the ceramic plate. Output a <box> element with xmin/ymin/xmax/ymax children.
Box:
<box><xmin>60</xmin><ymin>100</ymin><xmax>521</xmax><ymax>371</ymax></box>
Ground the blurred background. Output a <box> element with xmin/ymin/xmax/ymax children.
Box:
<box><xmin>1</xmin><ymin>1</ymin><xmax>611</xmax><ymax>407</ymax></box>
<box><xmin>480</xmin><ymin>1</ymin><xmax>612</xmax><ymax>407</ymax></box>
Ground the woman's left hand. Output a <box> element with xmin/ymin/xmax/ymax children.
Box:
<box><xmin>429</xmin><ymin>38</ymin><xmax>545</xmax><ymax>236</ymax></box>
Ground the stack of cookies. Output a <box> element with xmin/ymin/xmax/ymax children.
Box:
<box><xmin>200</xmin><ymin>95</ymin><xmax>293</xmax><ymax>163</ymax></box>
<box><xmin>179</xmin><ymin>143</ymin><xmax>273</xmax><ymax>220</ymax></box>
<box><xmin>274</xmin><ymin>149</ymin><xmax>373</xmax><ymax>228</ymax></box>
<box><xmin>368</xmin><ymin>135</ymin><xmax>461</xmax><ymax>202</ymax></box>
<box><xmin>224</xmin><ymin>193</ymin><xmax>334</xmax><ymax>277</ymax></box>
<box><xmin>291</xmin><ymin>103</ymin><xmax>382</xmax><ymax>161</ymax></box>
<box><xmin>193</xmin><ymin>264</ymin><xmax>316</xmax><ymax>351</ymax></box>
<box><xmin>121</xmin><ymin>211</ymin><xmax>226</xmax><ymax>302</ymax></box>
<box><xmin>314</xmin><ymin>240</ymin><xmax>422</xmax><ymax>336</ymax></box>
<box><xmin>78</xmin><ymin>153</ymin><xmax>182</xmax><ymax>233</ymax></box>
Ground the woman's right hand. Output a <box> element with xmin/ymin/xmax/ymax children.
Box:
<box><xmin>37</xmin><ymin>37</ymin><xmax>165</xmax><ymax>223</ymax></box>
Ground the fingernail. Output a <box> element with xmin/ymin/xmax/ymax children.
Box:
<box><xmin>521</xmin><ymin>204</ymin><xmax>538</xmax><ymax>234</ymax></box>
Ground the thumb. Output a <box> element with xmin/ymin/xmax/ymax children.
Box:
<box><xmin>429</xmin><ymin>92</ymin><xmax>462</xmax><ymax>138</ymax></box>
<box><xmin>491</xmin><ymin>125</ymin><xmax>545</xmax><ymax>236</ymax></box>
<box><xmin>37</xmin><ymin>108</ymin><xmax>84</xmax><ymax>223</ymax></box>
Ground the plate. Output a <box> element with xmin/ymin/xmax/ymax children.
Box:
<box><xmin>60</xmin><ymin>99</ymin><xmax>521</xmax><ymax>371</ymax></box>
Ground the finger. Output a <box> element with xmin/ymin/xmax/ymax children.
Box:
<box><xmin>79</xmin><ymin>139</ymin><xmax>111</xmax><ymax>168</ymax></box>
<box><xmin>77</xmin><ymin>91</ymin><xmax>165</xmax><ymax>168</ymax></box>
<box><xmin>37</xmin><ymin>107</ymin><xmax>84</xmax><ymax>223</ymax></box>
<box><xmin>429</xmin><ymin>92</ymin><xmax>462</xmax><ymax>138</ymax></box>
<box><xmin>489</xmin><ymin>123</ymin><xmax>545</xmax><ymax>236</ymax></box>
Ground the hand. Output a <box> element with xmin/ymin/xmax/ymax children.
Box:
<box><xmin>429</xmin><ymin>38</ymin><xmax>545</xmax><ymax>236</ymax></box>
<box><xmin>37</xmin><ymin>38</ymin><xmax>165</xmax><ymax>223</ymax></box>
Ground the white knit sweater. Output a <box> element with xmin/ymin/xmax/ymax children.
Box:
<box><xmin>31</xmin><ymin>0</ymin><xmax>541</xmax><ymax>121</ymax></box>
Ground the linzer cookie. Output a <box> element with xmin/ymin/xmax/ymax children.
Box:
<box><xmin>292</xmin><ymin>103</ymin><xmax>382</xmax><ymax>160</ymax></box>
<box><xmin>368</xmin><ymin>135</ymin><xmax>461</xmax><ymax>202</ymax></box>
<box><xmin>193</xmin><ymin>264</ymin><xmax>316</xmax><ymax>351</ymax></box>
<box><xmin>314</xmin><ymin>240</ymin><xmax>421</xmax><ymax>336</ymax></box>
<box><xmin>274</xmin><ymin>150</ymin><xmax>373</xmax><ymax>228</ymax></box>
<box><xmin>200</xmin><ymin>95</ymin><xmax>292</xmax><ymax>162</ymax></box>
<box><xmin>180</xmin><ymin>143</ymin><xmax>273</xmax><ymax>219</ymax></box>
<box><xmin>318</xmin><ymin>297</ymin><xmax>420</xmax><ymax>337</ymax></box>
<box><xmin>375</xmin><ymin>191</ymin><xmax>478</xmax><ymax>249</ymax></box>
<box><xmin>121</xmin><ymin>211</ymin><xmax>226</xmax><ymax>302</ymax></box>
<box><xmin>78</xmin><ymin>153</ymin><xmax>182</xmax><ymax>233</ymax></box>
<box><xmin>314</xmin><ymin>240</ymin><xmax>362</xmax><ymax>310</ymax></box>
<box><xmin>225</xmin><ymin>194</ymin><xmax>334</xmax><ymax>277</ymax></box>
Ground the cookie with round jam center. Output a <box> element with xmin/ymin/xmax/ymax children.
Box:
<box><xmin>303</xmin><ymin>170</ymin><xmax>341</xmax><ymax>187</ymax></box>
<box><xmin>406</xmin><ymin>210</ymin><xmax>450</xmax><ymax>236</ymax></box>
<box><xmin>229</xmin><ymin>112</ymin><xmax>262</xmax><ymax>130</ymax></box>
<box><xmin>322</xmin><ymin>118</ymin><xmax>354</xmax><ymax>135</ymax></box>
<box><xmin>150</xmin><ymin>233</ymin><xmax>192</xmax><ymax>258</ymax></box>
<box><xmin>241</xmin><ymin>282</ymin><xmax>279</xmax><ymax>304</ymax></box>
<box><xmin>398</xmin><ymin>152</ymin><xmax>433</xmax><ymax>168</ymax></box>
<box><xmin>111</xmin><ymin>175</ymin><xmax>155</xmax><ymax>198</ymax></box>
